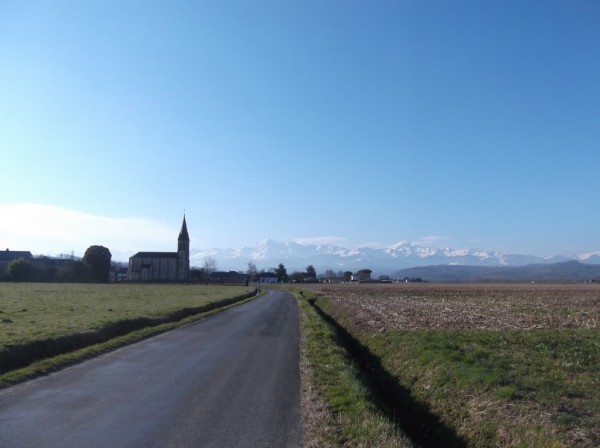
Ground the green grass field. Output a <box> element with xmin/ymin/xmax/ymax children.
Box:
<box><xmin>0</xmin><ymin>283</ymin><xmax>255</xmax><ymax>385</ymax></box>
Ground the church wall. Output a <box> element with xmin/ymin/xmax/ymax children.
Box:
<box><xmin>128</xmin><ymin>257</ymin><xmax>177</xmax><ymax>281</ymax></box>
<box><xmin>157</xmin><ymin>258</ymin><xmax>177</xmax><ymax>280</ymax></box>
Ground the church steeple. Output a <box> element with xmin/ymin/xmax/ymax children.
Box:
<box><xmin>177</xmin><ymin>214</ymin><xmax>190</xmax><ymax>281</ymax></box>
<box><xmin>178</xmin><ymin>214</ymin><xmax>190</xmax><ymax>242</ymax></box>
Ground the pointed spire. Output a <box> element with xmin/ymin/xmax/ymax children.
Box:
<box><xmin>178</xmin><ymin>214</ymin><xmax>190</xmax><ymax>241</ymax></box>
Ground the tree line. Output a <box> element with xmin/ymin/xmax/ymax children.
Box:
<box><xmin>189</xmin><ymin>258</ymin><xmax>323</xmax><ymax>284</ymax></box>
<box><xmin>2</xmin><ymin>246</ymin><xmax>112</xmax><ymax>283</ymax></box>
<box><xmin>5</xmin><ymin>247</ymin><xmax>411</xmax><ymax>284</ymax></box>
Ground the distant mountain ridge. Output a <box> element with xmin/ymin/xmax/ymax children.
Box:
<box><xmin>394</xmin><ymin>261</ymin><xmax>600</xmax><ymax>283</ymax></box>
<box><xmin>190</xmin><ymin>239</ymin><xmax>600</xmax><ymax>275</ymax></box>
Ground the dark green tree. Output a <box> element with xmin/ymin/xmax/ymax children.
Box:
<box><xmin>5</xmin><ymin>258</ymin><xmax>35</xmax><ymax>281</ymax></box>
<box><xmin>56</xmin><ymin>260</ymin><xmax>94</xmax><ymax>282</ymax></box>
<box><xmin>189</xmin><ymin>267</ymin><xmax>203</xmax><ymax>282</ymax></box>
<box><xmin>275</xmin><ymin>263</ymin><xmax>288</xmax><ymax>283</ymax></box>
<box><xmin>290</xmin><ymin>271</ymin><xmax>305</xmax><ymax>283</ymax></box>
<box><xmin>83</xmin><ymin>245</ymin><xmax>112</xmax><ymax>282</ymax></box>
<box><xmin>343</xmin><ymin>271</ymin><xmax>353</xmax><ymax>282</ymax></box>
<box><xmin>305</xmin><ymin>265</ymin><xmax>317</xmax><ymax>279</ymax></box>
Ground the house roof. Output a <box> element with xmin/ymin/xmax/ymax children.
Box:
<box><xmin>0</xmin><ymin>250</ymin><xmax>33</xmax><ymax>261</ymax></box>
<box><xmin>130</xmin><ymin>252</ymin><xmax>178</xmax><ymax>259</ymax></box>
<box><xmin>178</xmin><ymin>215</ymin><xmax>190</xmax><ymax>241</ymax></box>
<box><xmin>210</xmin><ymin>271</ymin><xmax>246</xmax><ymax>281</ymax></box>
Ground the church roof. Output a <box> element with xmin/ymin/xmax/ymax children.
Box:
<box><xmin>130</xmin><ymin>252</ymin><xmax>178</xmax><ymax>259</ymax></box>
<box><xmin>178</xmin><ymin>215</ymin><xmax>190</xmax><ymax>241</ymax></box>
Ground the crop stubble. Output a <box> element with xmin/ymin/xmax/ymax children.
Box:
<box><xmin>309</xmin><ymin>283</ymin><xmax>600</xmax><ymax>332</ymax></box>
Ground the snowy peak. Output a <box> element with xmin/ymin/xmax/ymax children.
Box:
<box><xmin>578</xmin><ymin>251</ymin><xmax>600</xmax><ymax>263</ymax></box>
<box><xmin>189</xmin><ymin>239</ymin><xmax>599</xmax><ymax>275</ymax></box>
<box><xmin>385</xmin><ymin>241</ymin><xmax>413</xmax><ymax>256</ymax></box>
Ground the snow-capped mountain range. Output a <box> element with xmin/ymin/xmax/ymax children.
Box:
<box><xmin>190</xmin><ymin>239</ymin><xmax>600</xmax><ymax>275</ymax></box>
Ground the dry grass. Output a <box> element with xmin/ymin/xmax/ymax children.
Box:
<box><xmin>299</xmin><ymin>339</ymin><xmax>341</xmax><ymax>448</ymax></box>
<box><xmin>296</xmin><ymin>289</ymin><xmax>415</xmax><ymax>447</ymax></box>
<box><xmin>299</xmin><ymin>298</ymin><xmax>341</xmax><ymax>448</ymax></box>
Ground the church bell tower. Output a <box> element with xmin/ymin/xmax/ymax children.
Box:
<box><xmin>177</xmin><ymin>215</ymin><xmax>190</xmax><ymax>281</ymax></box>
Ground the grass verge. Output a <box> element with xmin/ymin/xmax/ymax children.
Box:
<box><xmin>295</xmin><ymin>289</ymin><xmax>415</xmax><ymax>447</ymax></box>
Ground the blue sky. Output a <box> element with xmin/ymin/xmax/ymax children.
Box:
<box><xmin>1</xmin><ymin>1</ymin><xmax>599</xmax><ymax>259</ymax></box>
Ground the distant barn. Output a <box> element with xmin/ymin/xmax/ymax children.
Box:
<box><xmin>210</xmin><ymin>271</ymin><xmax>247</xmax><ymax>284</ymax></box>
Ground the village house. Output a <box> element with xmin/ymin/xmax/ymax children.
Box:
<box><xmin>351</xmin><ymin>269</ymin><xmax>373</xmax><ymax>282</ymax></box>
<box><xmin>0</xmin><ymin>249</ymin><xmax>33</xmax><ymax>274</ymax></box>
<box><xmin>254</xmin><ymin>271</ymin><xmax>278</xmax><ymax>284</ymax></box>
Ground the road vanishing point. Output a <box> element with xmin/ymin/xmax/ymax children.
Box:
<box><xmin>0</xmin><ymin>289</ymin><xmax>302</xmax><ymax>448</ymax></box>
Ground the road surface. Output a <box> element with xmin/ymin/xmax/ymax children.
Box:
<box><xmin>0</xmin><ymin>289</ymin><xmax>301</xmax><ymax>447</ymax></box>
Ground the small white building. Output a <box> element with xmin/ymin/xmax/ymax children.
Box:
<box><xmin>254</xmin><ymin>272</ymin><xmax>278</xmax><ymax>284</ymax></box>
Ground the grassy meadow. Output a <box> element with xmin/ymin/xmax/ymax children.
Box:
<box><xmin>298</xmin><ymin>283</ymin><xmax>600</xmax><ymax>448</ymax></box>
<box><xmin>0</xmin><ymin>283</ymin><xmax>255</xmax><ymax>385</ymax></box>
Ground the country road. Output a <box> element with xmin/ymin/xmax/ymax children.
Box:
<box><xmin>0</xmin><ymin>289</ymin><xmax>301</xmax><ymax>448</ymax></box>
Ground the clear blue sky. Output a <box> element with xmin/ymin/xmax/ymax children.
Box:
<box><xmin>1</xmin><ymin>1</ymin><xmax>599</xmax><ymax>258</ymax></box>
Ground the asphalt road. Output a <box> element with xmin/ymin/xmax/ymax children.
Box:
<box><xmin>0</xmin><ymin>289</ymin><xmax>301</xmax><ymax>448</ymax></box>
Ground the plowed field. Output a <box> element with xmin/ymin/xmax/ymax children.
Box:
<box><xmin>309</xmin><ymin>283</ymin><xmax>599</xmax><ymax>332</ymax></box>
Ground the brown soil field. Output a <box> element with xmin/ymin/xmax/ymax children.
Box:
<box><xmin>305</xmin><ymin>283</ymin><xmax>600</xmax><ymax>332</ymax></box>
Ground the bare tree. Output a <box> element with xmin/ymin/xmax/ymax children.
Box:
<box><xmin>324</xmin><ymin>269</ymin><xmax>336</xmax><ymax>281</ymax></box>
<box><xmin>247</xmin><ymin>260</ymin><xmax>257</xmax><ymax>282</ymax></box>
<box><xmin>202</xmin><ymin>257</ymin><xmax>217</xmax><ymax>282</ymax></box>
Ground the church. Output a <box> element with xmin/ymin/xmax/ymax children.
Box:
<box><xmin>127</xmin><ymin>215</ymin><xmax>190</xmax><ymax>282</ymax></box>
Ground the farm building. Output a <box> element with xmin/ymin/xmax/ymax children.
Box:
<box><xmin>209</xmin><ymin>271</ymin><xmax>247</xmax><ymax>284</ymax></box>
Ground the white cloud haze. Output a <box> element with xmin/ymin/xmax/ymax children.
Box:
<box><xmin>0</xmin><ymin>203</ymin><xmax>176</xmax><ymax>258</ymax></box>
<box><xmin>412</xmin><ymin>236</ymin><xmax>451</xmax><ymax>247</ymax></box>
<box><xmin>294</xmin><ymin>236</ymin><xmax>348</xmax><ymax>246</ymax></box>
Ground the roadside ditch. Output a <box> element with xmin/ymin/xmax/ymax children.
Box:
<box><xmin>307</xmin><ymin>295</ymin><xmax>468</xmax><ymax>448</ymax></box>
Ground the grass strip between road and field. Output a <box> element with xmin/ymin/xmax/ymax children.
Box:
<box><xmin>0</xmin><ymin>286</ymin><xmax>260</xmax><ymax>388</ymax></box>
<box><xmin>294</xmin><ymin>288</ymin><xmax>415</xmax><ymax>448</ymax></box>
